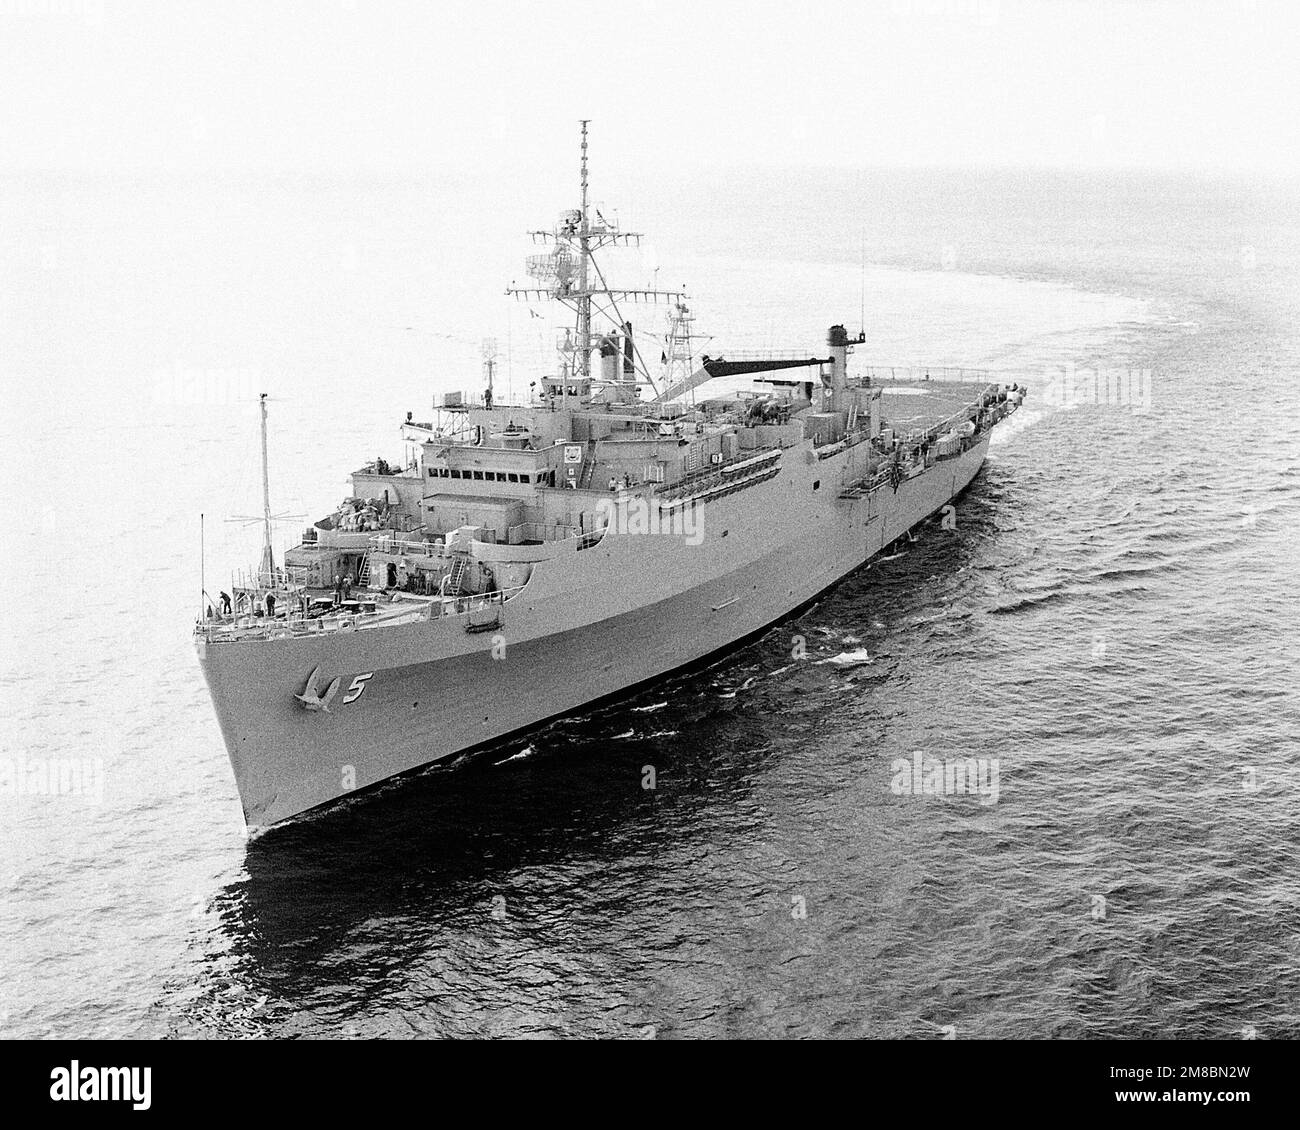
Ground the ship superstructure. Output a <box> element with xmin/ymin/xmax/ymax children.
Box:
<box><xmin>195</xmin><ymin>124</ymin><xmax>1025</xmax><ymax>828</ymax></box>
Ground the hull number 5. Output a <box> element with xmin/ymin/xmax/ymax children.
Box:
<box><xmin>343</xmin><ymin>672</ymin><xmax>375</xmax><ymax>704</ymax></box>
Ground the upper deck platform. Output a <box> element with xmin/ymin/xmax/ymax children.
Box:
<box><xmin>872</xmin><ymin>377</ymin><xmax>1003</xmax><ymax>438</ymax></box>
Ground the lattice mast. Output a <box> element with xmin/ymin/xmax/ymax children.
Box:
<box><xmin>506</xmin><ymin>121</ymin><xmax>684</xmax><ymax>398</ymax></box>
<box><xmin>663</xmin><ymin>300</ymin><xmax>705</xmax><ymax>406</ymax></box>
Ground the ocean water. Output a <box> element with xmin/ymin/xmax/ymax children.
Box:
<box><xmin>1</xmin><ymin>167</ymin><xmax>1298</xmax><ymax>1038</ymax></box>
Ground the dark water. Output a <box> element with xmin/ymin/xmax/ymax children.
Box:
<box><xmin>2</xmin><ymin>169</ymin><xmax>1298</xmax><ymax>1038</ymax></box>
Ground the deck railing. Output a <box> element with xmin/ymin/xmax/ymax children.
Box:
<box><xmin>197</xmin><ymin>583</ymin><xmax>529</xmax><ymax>643</ymax></box>
<box><xmin>505</xmin><ymin>521</ymin><xmax>580</xmax><ymax>544</ymax></box>
<box><xmin>231</xmin><ymin>567</ymin><xmax>313</xmax><ymax>593</ymax></box>
<box><xmin>368</xmin><ymin>535</ymin><xmax>445</xmax><ymax>557</ymax></box>
<box><xmin>370</xmin><ymin>524</ymin><xmax>592</xmax><ymax>554</ymax></box>
<box><xmin>859</xmin><ymin>365</ymin><xmax>995</xmax><ymax>384</ymax></box>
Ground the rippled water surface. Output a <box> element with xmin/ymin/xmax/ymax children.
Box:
<box><xmin>2</xmin><ymin>169</ymin><xmax>1298</xmax><ymax>1038</ymax></box>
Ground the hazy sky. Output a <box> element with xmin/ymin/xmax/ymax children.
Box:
<box><xmin>1</xmin><ymin>0</ymin><xmax>1296</xmax><ymax>176</ymax></box>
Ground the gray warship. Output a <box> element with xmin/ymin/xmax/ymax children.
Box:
<box><xmin>195</xmin><ymin>123</ymin><xmax>1025</xmax><ymax>828</ymax></box>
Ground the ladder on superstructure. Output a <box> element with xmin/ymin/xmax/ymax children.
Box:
<box><xmin>446</xmin><ymin>555</ymin><xmax>469</xmax><ymax>595</ymax></box>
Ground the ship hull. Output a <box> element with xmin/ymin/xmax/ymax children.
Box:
<box><xmin>198</xmin><ymin>435</ymin><xmax>990</xmax><ymax>827</ymax></box>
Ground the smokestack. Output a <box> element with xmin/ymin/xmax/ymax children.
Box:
<box><xmin>827</xmin><ymin>324</ymin><xmax>849</xmax><ymax>413</ymax></box>
<box><xmin>622</xmin><ymin>321</ymin><xmax>634</xmax><ymax>381</ymax></box>
<box><xmin>599</xmin><ymin>335</ymin><xmax>619</xmax><ymax>385</ymax></box>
